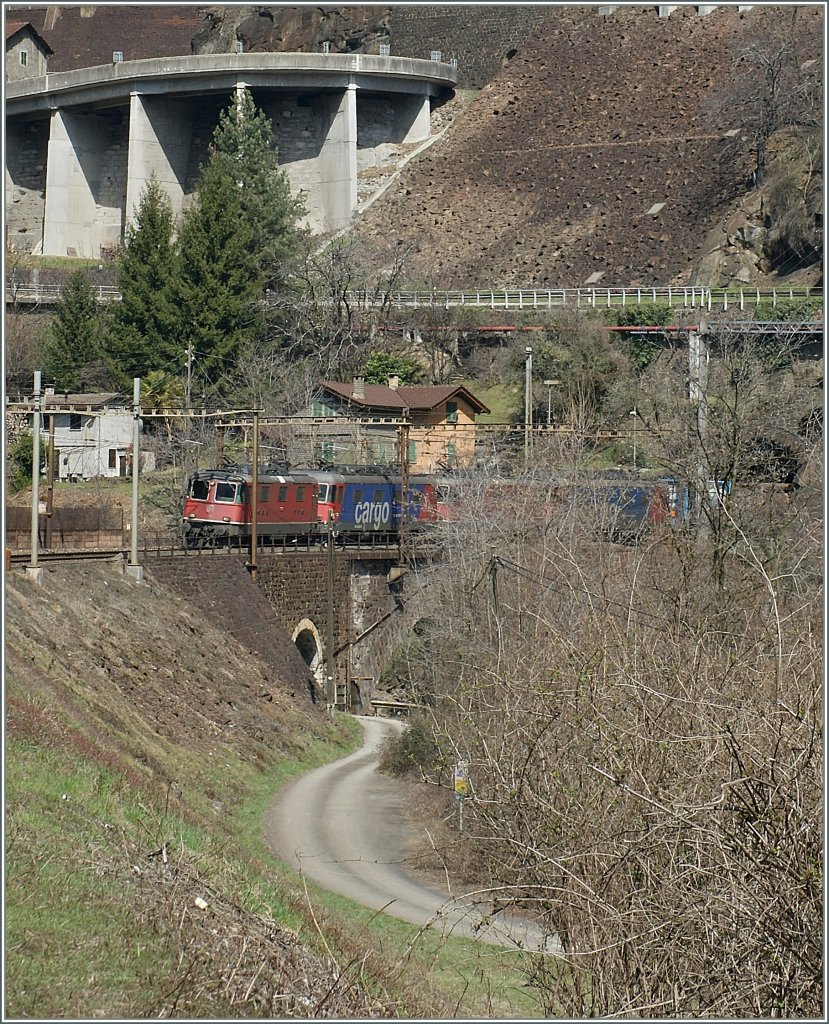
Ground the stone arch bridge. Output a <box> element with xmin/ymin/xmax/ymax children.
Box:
<box><xmin>147</xmin><ymin>547</ymin><xmax>413</xmax><ymax>711</ymax></box>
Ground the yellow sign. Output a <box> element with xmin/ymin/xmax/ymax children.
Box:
<box><xmin>454</xmin><ymin>761</ymin><xmax>468</xmax><ymax>797</ymax></box>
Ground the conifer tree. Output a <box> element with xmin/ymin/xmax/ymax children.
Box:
<box><xmin>211</xmin><ymin>87</ymin><xmax>306</xmax><ymax>290</ymax></box>
<box><xmin>110</xmin><ymin>176</ymin><xmax>178</xmax><ymax>381</ymax></box>
<box><xmin>172</xmin><ymin>156</ymin><xmax>265</xmax><ymax>381</ymax></box>
<box><xmin>45</xmin><ymin>271</ymin><xmax>106</xmax><ymax>391</ymax></box>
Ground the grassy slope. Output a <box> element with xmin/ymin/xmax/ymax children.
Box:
<box><xmin>4</xmin><ymin>562</ymin><xmax>543</xmax><ymax>1019</ymax></box>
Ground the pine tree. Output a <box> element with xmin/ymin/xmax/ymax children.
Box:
<box><xmin>110</xmin><ymin>176</ymin><xmax>179</xmax><ymax>381</ymax></box>
<box><xmin>172</xmin><ymin>156</ymin><xmax>265</xmax><ymax>381</ymax></box>
<box><xmin>211</xmin><ymin>88</ymin><xmax>306</xmax><ymax>290</ymax></box>
<box><xmin>46</xmin><ymin>271</ymin><xmax>106</xmax><ymax>391</ymax></box>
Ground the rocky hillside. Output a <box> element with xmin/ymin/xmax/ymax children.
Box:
<box><xmin>354</xmin><ymin>4</ymin><xmax>823</xmax><ymax>289</ymax></box>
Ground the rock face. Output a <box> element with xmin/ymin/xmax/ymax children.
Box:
<box><xmin>192</xmin><ymin>5</ymin><xmax>392</xmax><ymax>56</ymax></box>
<box><xmin>353</xmin><ymin>4</ymin><xmax>823</xmax><ymax>289</ymax></box>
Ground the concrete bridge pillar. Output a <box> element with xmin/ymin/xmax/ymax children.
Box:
<box><xmin>317</xmin><ymin>81</ymin><xmax>358</xmax><ymax>232</ymax></box>
<box><xmin>43</xmin><ymin>107</ymin><xmax>124</xmax><ymax>257</ymax></box>
<box><xmin>125</xmin><ymin>92</ymin><xmax>193</xmax><ymax>227</ymax></box>
<box><xmin>399</xmin><ymin>90</ymin><xmax>431</xmax><ymax>144</ymax></box>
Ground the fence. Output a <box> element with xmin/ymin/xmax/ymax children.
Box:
<box><xmin>5</xmin><ymin>282</ymin><xmax>817</xmax><ymax>312</ymax></box>
<box><xmin>5</xmin><ymin>505</ymin><xmax>125</xmax><ymax>551</ymax></box>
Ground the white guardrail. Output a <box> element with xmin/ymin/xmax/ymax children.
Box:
<box><xmin>4</xmin><ymin>282</ymin><xmax>819</xmax><ymax>312</ymax></box>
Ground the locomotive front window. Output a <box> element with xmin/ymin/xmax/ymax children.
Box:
<box><xmin>318</xmin><ymin>484</ymin><xmax>330</xmax><ymax>502</ymax></box>
<box><xmin>215</xmin><ymin>482</ymin><xmax>239</xmax><ymax>503</ymax></box>
<box><xmin>191</xmin><ymin>479</ymin><xmax>209</xmax><ymax>500</ymax></box>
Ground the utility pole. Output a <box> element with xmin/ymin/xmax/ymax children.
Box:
<box><xmin>184</xmin><ymin>341</ymin><xmax>194</xmax><ymax>478</ymax></box>
<box><xmin>397</xmin><ymin>420</ymin><xmax>410</xmax><ymax>569</ymax></box>
<box><xmin>630</xmin><ymin>407</ymin><xmax>638</xmax><ymax>472</ymax></box>
<box><xmin>215</xmin><ymin>421</ymin><xmax>225</xmax><ymax>468</ymax></box>
<box><xmin>126</xmin><ymin>377</ymin><xmax>144</xmax><ymax>582</ymax></box>
<box><xmin>524</xmin><ymin>346</ymin><xmax>533</xmax><ymax>465</ymax></box>
<box><xmin>27</xmin><ymin>370</ymin><xmax>43</xmax><ymax>584</ymax></box>
<box><xmin>325</xmin><ymin>510</ymin><xmax>336</xmax><ymax>708</ymax></box>
<box><xmin>248</xmin><ymin>411</ymin><xmax>259</xmax><ymax>578</ymax></box>
<box><xmin>45</xmin><ymin>413</ymin><xmax>55</xmax><ymax>549</ymax></box>
<box><xmin>688</xmin><ymin>319</ymin><xmax>709</xmax><ymax>529</ymax></box>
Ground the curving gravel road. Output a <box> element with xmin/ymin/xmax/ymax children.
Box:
<box><xmin>263</xmin><ymin>715</ymin><xmax>559</xmax><ymax>952</ymax></box>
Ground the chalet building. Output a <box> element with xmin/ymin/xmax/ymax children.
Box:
<box><xmin>5</xmin><ymin>21</ymin><xmax>52</xmax><ymax>81</ymax></box>
<box><xmin>305</xmin><ymin>377</ymin><xmax>489</xmax><ymax>473</ymax></box>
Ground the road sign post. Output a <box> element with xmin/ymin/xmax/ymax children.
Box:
<box><xmin>454</xmin><ymin>760</ymin><xmax>469</xmax><ymax>833</ymax></box>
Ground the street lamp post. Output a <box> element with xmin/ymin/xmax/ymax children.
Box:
<box><xmin>524</xmin><ymin>346</ymin><xmax>533</xmax><ymax>464</ymax></box>
<box><xmin>630</xmin><ymin>407</ymin><xmax>638</xmax><ymax>471</ymax></box>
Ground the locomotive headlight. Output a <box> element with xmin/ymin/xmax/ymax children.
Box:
<box><xmin>222</xmin><ymin>516</ymin><xmax>231</xmax><ymax>522</ymax></box>
<box><xmin>188</xmin><ymin>513</ymin><xmax>196</xmax><ymax>519</ymax></box>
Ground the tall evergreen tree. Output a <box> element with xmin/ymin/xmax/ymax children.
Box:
<box><xmin>211</xmin><ymin>88</ymin><xmax>306</xmax><ymax>290</ymax></box>
<box><xmin>172</xmin><ymin>156</ymin><xmax>265</xmax><ymax>381</ymax></box>
<box><xmin>110</xmin><ymin>177</ymin><xmax>178</xmax><ymax>381</ymax></box>
<box><xmin>45</xmin><ymin>271</ymin><xmax>107</xmax><ymax>391</ymax></box>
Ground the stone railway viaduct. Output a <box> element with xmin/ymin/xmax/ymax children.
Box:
<box><xmin>147</xmin><ymin>548</ymin><xmax>420</xmax><ymax>712</ymax></box>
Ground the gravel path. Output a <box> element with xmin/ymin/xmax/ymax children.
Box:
<box><xmin>263</xmin><ymin>716</ymin><xmax>560</xmax><ymax>952</ymax></box>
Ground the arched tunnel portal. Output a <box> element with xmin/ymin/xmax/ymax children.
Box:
<box><xmin>292</xmin><ymin>618</ymin><xmax>325</xmax><ymax>689</ymax></box>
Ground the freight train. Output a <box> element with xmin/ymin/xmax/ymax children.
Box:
<box><xmin>182</xmin><ymin>464</ymin><xmax>438</xmax><ymax>546</ymax></box>
<box><xmin>182</xmin><ymin>463</ymin><xmax>697</xmax><ymax>548</ymax></box>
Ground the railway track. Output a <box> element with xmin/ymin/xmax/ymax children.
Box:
<box><xmin>7</xmin><ymin>539</ymin><xmax>420</xmax><ymax>567</ymax></box>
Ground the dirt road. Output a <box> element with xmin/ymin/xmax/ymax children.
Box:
<box><xmin>264</xmin><ymin>716</ymin><xmax>559</xmax><ymax>951</ymax></box>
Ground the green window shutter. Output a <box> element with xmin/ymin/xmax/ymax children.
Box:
<box><xmin>408</xmin><ymin>440</ymin><xmax>417</xmax><ymax>464</ymax></box>
<box><xmin>447</xmin><ymin>442</ymin><xmax>457</xmax><ymax>466</ymax></box>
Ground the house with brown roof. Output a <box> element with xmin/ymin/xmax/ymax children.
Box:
<box><xmin>5</xmin><ymin>21</ymin><xmax>53</xmax><ymax>81</ymax></box>
<box><xmin>305</xmin><ymin>376</ymin><xmax>489</xmax><ymax>473</ymax></box>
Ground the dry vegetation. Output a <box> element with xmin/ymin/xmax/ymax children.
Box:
<box><xmin>381</xmin><ymin>331</ymin><xmax>823</xmax><ymax>1017</ymax></box>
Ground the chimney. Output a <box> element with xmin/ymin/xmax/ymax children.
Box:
<box><xmin>388</xmin><ymin>374</ymin><xmax>400</xmax><ymax>390</ymax></box>
<box><xmin>44</xmin><ymin>386</ymin><xmax>55</xmax><ymax>396</ymax></box>
<box><xmin>353</xmin><ymin>376</ymin><xmax>365</xmax><ymax>400</ymax></box>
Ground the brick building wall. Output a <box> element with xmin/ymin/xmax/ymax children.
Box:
<box><xmin>387</xmin><ymin>4</ymin><xmax>553</xmax><ymax>88</ymax></box>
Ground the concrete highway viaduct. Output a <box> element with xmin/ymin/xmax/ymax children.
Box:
<box><xmin>147</xmin><ymin>548</ymin><xmax>425</xmax><ymax>713</ymax></box>
<box><xmin>5</xmin><ymin>52</ymin><xmax>457</xmax><ymax>257</ymax></box>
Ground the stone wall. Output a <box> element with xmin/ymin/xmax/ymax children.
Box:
<box><xmin>387</xmin><ymin>4</ymin><xmax>551</xmax><ymax>89</ymax></box>
<box><xmin>146</xmin><ymin>553</ymin><xmax>323</xmax><ymax>704</ymax></box>
<box><xmin>5</xmin><ymin>118</ymin><xmax>49</xmax><ymax>252</ymax></box>
<box><xmin>145</xmin><ymin>550</ymin><xmax>407</xmax><ymax>710</ymax></box>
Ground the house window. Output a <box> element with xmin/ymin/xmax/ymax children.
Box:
<box><xmin>69</xmin><ymin>414</ymin><xmax>82</xmax><ymax>431</ymax></box>
<box><xmin>20</xmin><ymin>51</ymin><xmax>28</xmax><ymax>66</ymax></box>
<box><xmin>315</xmin><ymin>440</ymin><xmax>336</xmax><ymax>462</ymax></box>
<box><xmin>108</xmin><ymin>448</ymin><xmax>117</xmax><ymax>469</ymax></box>
<box><xmin>446</xmin><ymin>401</ymin><xmax>458</xmax><ymax>423</ymax></box>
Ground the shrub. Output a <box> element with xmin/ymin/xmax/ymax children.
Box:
<box><xmin>7</xmin><ymin>432</ymin><xmax>45</xmax><ymax>494</ymax></box>
<box><xmin>377</xmin><ymin>719</ymin><xmax>438</xmax><ymax>778</ymax></box>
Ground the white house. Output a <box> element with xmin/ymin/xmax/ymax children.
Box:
<box><xmin>38</xmin><ymin>391</ymin><xmax>155</xmax><ymax>481</ymax></box>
